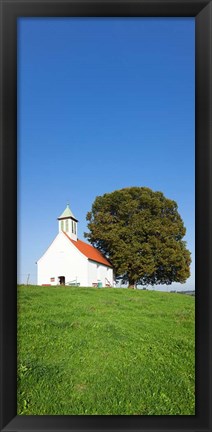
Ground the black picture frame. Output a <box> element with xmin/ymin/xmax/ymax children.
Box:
<box><xmin>0</xmin><ymin>0</ymin><xmax>211</xmax><ymax>431</ymax></box>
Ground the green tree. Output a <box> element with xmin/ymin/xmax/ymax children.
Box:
<box><xmin>84</xmin><ymin>187</ymin><xmax>191</xmax><ymax>287</ymax></box>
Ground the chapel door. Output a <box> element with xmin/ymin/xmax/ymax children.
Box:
<box><xmin>58</xmin><ymin>276</ymin><xmax>65</xmax><ymax>285</ymax></box>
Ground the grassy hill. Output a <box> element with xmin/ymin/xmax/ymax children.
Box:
<box><xmin>17</xmin><ymin>285</ymin><xmax>195</xmax><ymax>415</ymax></box>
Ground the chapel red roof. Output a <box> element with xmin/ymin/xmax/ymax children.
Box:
<box><xmin>63</xmin><ymin>232</ymin><xmax>112</xmax><ymax>267</ymax></box>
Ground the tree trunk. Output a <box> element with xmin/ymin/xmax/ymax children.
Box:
<box><xmin>128</xmin><ymin>277</ymin><xmax>135</xmax><ymax>289</ymax></box>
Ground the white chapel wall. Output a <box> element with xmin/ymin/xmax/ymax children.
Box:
<box><xmin>37</xmin><ymin>232</ymin><xmax>88</xmax><ymax>286</ymax></box>
<box><xmin>87</xmin><ymin>260</ymin><xmax>114</xmax><ymax>286</ymax></box>
<box><xmin>98</xmin><ymin>265</ymin><xmax>114</xmax><ymax>286</ymax></box>
<box><xmin>87</xmin><ymin>261</ymin><xmax>98</xmax><ymax>286</ymax></box>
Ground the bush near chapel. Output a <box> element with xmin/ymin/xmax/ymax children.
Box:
<box><xmin>85</xmin><ymin>187</ymin><xmax>191</xmax><ymax>287</ymax></box>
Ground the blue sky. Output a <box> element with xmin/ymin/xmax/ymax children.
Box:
<box><xmin>17</xmin><ymin>17</ymin><xmax>195</xmax><ymax>290</ymax></box>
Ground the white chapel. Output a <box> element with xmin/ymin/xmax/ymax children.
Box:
<box><xmin>37</xmin><ymin>204</ymin><xmax>114</xmax><ymax>287</ymax></box>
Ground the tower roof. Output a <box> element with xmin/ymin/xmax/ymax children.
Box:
<box><xmin>58</xmin><ymin>203</ymin><xmax>78</xmax><ymax>221</ymax></box>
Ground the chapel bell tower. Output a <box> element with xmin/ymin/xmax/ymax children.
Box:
<box><xmin>58</xmin><ymin>203</ymin><xmax>78</xmax><ymax>241</ymax></box>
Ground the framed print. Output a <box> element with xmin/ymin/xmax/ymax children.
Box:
<box><xmin>0</xmin><ymin>0</ymin><xmax>211</xmax><ymax>431</ymax></box>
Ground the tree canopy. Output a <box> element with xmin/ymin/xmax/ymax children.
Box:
<box><xmin>84</xmin><ymin>187</ymin><xmax>191</xmax><ymax>287</ymax></box>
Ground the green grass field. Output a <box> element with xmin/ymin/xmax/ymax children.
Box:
<box><xmin>17</xmin><ymin>285</ymin><xmax>195</xmax><ymax>415</ymax></box>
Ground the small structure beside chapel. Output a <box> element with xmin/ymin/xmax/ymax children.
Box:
<box><xmin>37</xmin><ymin>204</ymin><xmax>114</xmax><ymax>287</ymax></box>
